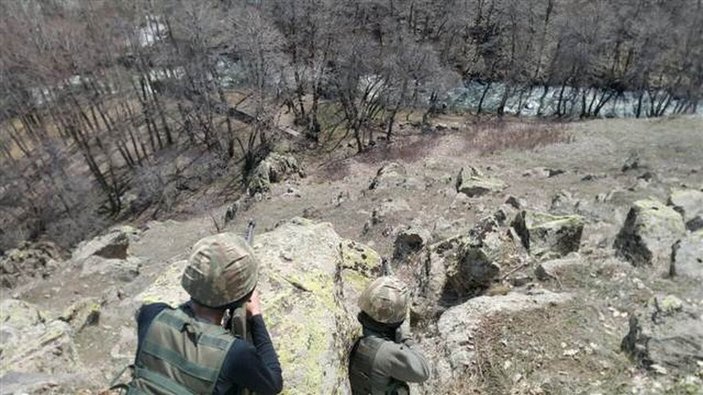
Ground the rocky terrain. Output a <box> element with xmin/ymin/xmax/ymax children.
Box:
<box><xmin>1</xmin><ymin>116</ymin><xmax>702</xmax><ymax>394</ymax></box>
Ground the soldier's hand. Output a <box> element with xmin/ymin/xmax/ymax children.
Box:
<box><xmin>246</xmin><ymin>290</ymin><xmax>262</xmax><ymax>317</ymax></box>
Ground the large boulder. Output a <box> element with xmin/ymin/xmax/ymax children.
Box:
<box><xmin>668</xmin><ymin>189</ymin><xmax>703</xmax><ymax>231</ymax></box>
<box><xmin>670</xmin><ymin>230</ymin><xmax>703</xmax><ymax>279</ymax></box>
<box><xmin>613</xmin><ymin>199</ymin><xmax>686</xmax><ymax>269</ymax></box>
<box><xmin>511</xmin><ymin>210</ymin><xmax>584</xmax><ymax>258</ymax></box>
<box><xmin>135</xmin><ymin>218</ymin><xmax>380</xmax><ymax>394</ymax></box>
<box><xmin>423</xmin><ymin>290</ymin><xmax>572</xmax><ymax>388</ymax></box>
<box><xmin>72</xmin><ymin>226</ymin><xmax>140</xmax><ymax>262</ymax></box>
<box><xmin>248</xmin><ymin>153</ymin><xmax>304</xmax><ymax>195</ymax></box>
<box><xmin>455</xmin><ymin>167</ymin><xmax>507</xmax><ymax>197</ymax></box>
<box><xmin>621</xmin><ymin>295</ymin><xmax>703</xmax><ymax>372</ymax></box>
<box><xmin>410</xmin><ymin>216</ymin><xmax>527</xmax><ymax>318</ymax></box>
<box><xmin>0</xmin><ymin>299</ymin><xmax>81</xmax><ymax>377</ymax></box>
<box><xmin>369</xmin><ymin>162</ymin><xmax>407</xmax><ymax>190</ymax></box>
<box><xmin>0</xmin><ymin>241</ymin><xmax>62</xmax><ymax>288</ymax></box>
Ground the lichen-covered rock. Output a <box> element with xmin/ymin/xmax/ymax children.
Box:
<box><xmin>0</xmin><ymin>299</ymin><xmax>81</xmax><ymax>376</ymax></box>
<box><xmin>621</xmin><ymin>295</ymin><xmax>703</xmax><ymax>372</ymax></box>
<box><xmin>72</xmin><ymin>226</ymin><xmax>140</xmax><ymax>262</ymax></box>
<box><xmin>668</xmin><ymin>189</ymin><xmax>703</xmax><ymax>231</ymax></box>
<box><xmin>369</xmin><ymin>162</ymin><xmax>407</xmax><ymax>190</ymax></box>
<box><xmin>58</xmin><ymin>297</ymin><xmax>104</xmax><ymax>333</ymax></box>
<box><xmin>248</xmin><ymin>153</ymin><xmax>303</xmax><ymax>195</ymax></box>
<box><xmin>455</xmin><ymin>167</ymin><xmax>506</xmax><ymax>197</ymax></box>
<box><xmin>135</xmin><ymin>218</ymin><xmax>379</xmax><ymax>394</ymax></box>
<box><xmin>671</xmin><ymin>230</ymin><xmax>703</xmax><ymax>279</ymax></box>
<box><xmin>0</xmin><ymin>241</ymin><xmax>62</xmax><ymax>288</ymax></box>
<box><xmin>512</xmin><ymin>210</ymin><xmax>584</xmax><ymax>258</ymax></box>
<box><xmin>614</xmin><ymin>199</ymin><xmax>686</xmax><ymax>269</ymax></box>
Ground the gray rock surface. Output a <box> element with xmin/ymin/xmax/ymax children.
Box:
<box><xmin>668</xmin><ymin>189</ymin><xmax>703</xmax><ymax>231</ymax></box>
<box><xmin>614</xmin><ymin>199</ymin><xmax>686</xmax><ymax>269</ymax></box>
<box><xmin>369</xmin><ymin>162</ymin><xmax>407</xmax><ymax>190</ymax></box>
<box><xmin>0</xmin><ymin>241</ymin><xmax>62</xmax><ymax>288</ymax></box>
<box><xmin>71</xmin><ymin>226</ymin><xmax>140</xmax><ymax>262</ymax></box>
<box><xmin>394</xmin><ymin>224</ymin><xmax>432</xmax><ymax>259</ymax></box>
<box><xmin>511</xmin><ymin>210</ymin><xmax>584</xmax><ymax>258</ymax></box>
<box><xmin>248</xmin><ymin>153</ymin><xmax>303</xmax><ymax>195</ymax></box>
<box><xmin>670</xmin><ymin>230</ymin><xmax>703</xmax><ymax>278</ymax></box>
<box><xmin>535</xmin><ymin>253</ymin><xmax>585</xmax><ymax>281</ymax></box>
<box><xmin>621</xmin><ymin>295</ymin><xmax>703</xmax><ymax>372</ymax></box>
<box><xmin>455</xmin><ymin>167</ymin><xmax>507</xmax><ymax>197</ymax></box>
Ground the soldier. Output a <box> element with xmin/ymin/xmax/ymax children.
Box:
<box><xmin>349</xmin><ymin>276</ymin><xmax>430</xmax><ymax>395</ymax></box>
<box><xmin>128</xmin><ymin>233</ymin><xmax>283</xmax><ymax>394</ymax></box>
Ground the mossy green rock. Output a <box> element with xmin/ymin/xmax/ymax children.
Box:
<box><xmin>0</xmin><ymin>299</ymin><xmax>80</xmax><ymax>376</ymax></box>
<box><xmin>136</xmin><ymin>217</ymin><xmax>379</xmax><ymax>394</ymax></box>
<box><xmin>512</xmin><ymin>210</ymin><xmax>584</xmax><ymax>257</ymax></box>
<box><xmin>614</xmin><ymin>199</ymin><xmax>686</xmax><ymax>269</ymax></box>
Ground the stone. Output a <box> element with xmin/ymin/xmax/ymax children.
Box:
<box><xmin>135</xmin><ymin>218</ymin><xmax>379</xmax><ymax>394</ymax></box>
<box><xmin>505</xmin><ymin>196</ymin><xmax>524</xmax><ymax>210</ymax></box>
<box><xmin>621</xmin><ymin>295</ymin><xmax>703</xmax><ymax>372</ymax></box>
<box><xmin>369</xmin><ymin>162</ymin><xmax>407</xmax><ymax>190</ymax></box>
<box><xmin>621</xmin><ymin>152</ymin><xmax>642</xmax><ymax>172</ymax></box>
<box><xmin>0</xmin><ymin>241</ymin><xmax>63</xmax><ymax>288</ymax></box>
<box><xmin>456</xmin><ymin>167</ymin><xmax>507</xmax><ymax>197</ymax></box>
<box><xmin>58</xmin><ymin>297</ymin><xmax>104</xmax><ymax>333</ymax></box>
<box><xmin>668</xmin><ymin>189</ymin><xmax>703</xmax><ymax>231</ymax></box>
<box><xmin>511</xmin><ymin>210</ymin><xmax>585</xmax><ymax>258</ymax></box>
<box><xmin>549</xmin><ymin>190</ymin><xmax>582</xmax><ymax>216</ymax></box>
<box><xmin>613</xmin><ymin>199</ymin><xmax>686</xmax><ymax>269</ymax></box>
<box><xmin>248</xmin><ymin>153</ymin><xmax>303</xmax><ymax>195</ymax></box>
<box><xmin>425</xmin><ymin>290</ymin><xmax>573</xmax><ymax>387</ymax></box>
<box><xmin>394</xmin><ymin>224</ymin><xmax>431</xmax><ymax>259</ymax></box>
<box><xmin>535</xmin><ymin>253</ymin><xmax>585</xmax><ymax>281</ymax></box>
<box><xmin>670</xmin><ymin>230</ymin><xmax>703</xmax><ymax>278</ymax></box>
<box><xmin>72</xmin><ymin>226</ymin><xmax>139</xmax><ymax>262</ymax></box>
<box><xmin>372</xmin><ymin>199</ymin><xmax>411</xmax><ymax>224</ymax></box>
<box><xmin>79</xmin><ymin>255</ymin><xmax>142</xmax><ymax>281</ymax></box>
<box><xmin>0</xmin><ymin>299</ymin><xmax>81</xmax><ymax>376</ymax></box>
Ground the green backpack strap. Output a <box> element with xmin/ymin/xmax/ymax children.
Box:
<box><xmin>108</xmin><ymin>364</ymin><xmax>135</xmax><ymax>393</ymax></box>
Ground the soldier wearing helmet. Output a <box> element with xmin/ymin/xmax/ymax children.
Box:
<box><xmin>129</xmin><ymin>233</ymin><xmax>283</xmax><ymax>394</ymax></box>
<box><xmin>349</xmin><ymin>276</ymin><xmax>430</xmax><ymax>395</ymax></box>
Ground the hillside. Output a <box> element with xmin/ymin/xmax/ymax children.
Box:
<box><xmin>1</xmin><ymin>116</ymin><xmax>702</xmax><ymax>394</ymax></box>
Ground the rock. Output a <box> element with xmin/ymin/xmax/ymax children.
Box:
<box><xmin>372</xmin><ymin>199</ymin><xmax>411</xmax><ymax>224</ymax></box>
<box><xmin>534</xmin><ymin>253</ymin><xmax>585</xmax><ymax>281</ymax></box>
<box><xmin>394</xmin><ymin>224</ymin><xmax>431</xmax><ymax>259</ymax></box>
<box><xmin>0</xmin><ymin>241</ymin><xmax>63</xmax><ymax>288</ymax></box>
<box><xmin>72</xmin><ymin>226</ymin><xmax>140</xmax><ymax>262</ymax></box>
<box><xmin>511</xmin><ymin>210</ymin><xmax>584</xmax><ymax>258</ymax></box>
<box><xmin>426</xmin><ymin>290</ymin><xmax>573</xmax><ymax>387</ymax></box>
<box><xmin>248</xmin><ymin>153</ymin><xmax>303</xmax><ymax>195</ymax></box>
<box><xmin>621</xmin><ymin>295</ymin><xmax>703</xmax><ymax>372</ymax></box>
<box><xmin>613</xmin><ymin>199</ymin><xmax>686</xmax><ymax>269</ymax></box>
<box><xmin>668</xmin><ymin>189</ymin><xmax>703</xmax><ymax>231</ymax></box>
<box><xmin>522</xmin><ymin>167</ymin><xmax>551</xmax><ymax>178</ymax></box>
<box><xmin>369</xmin><ymin>162</ymin><xmax>407</xmax><ymax>190</ymax></box>
<box><xmin>79</xmin><ymin>255</ymin><xmax>142</xmax><ymax>281</ymax></box>
<box><xmin>505</xmin><ymin>196</ymin><xmax>524</xmax><ymax>210</ymax></box>
<box><xmin>136</xmin><ymin>218</ymin><xmax>379</xmax><ymax>393</ymax></box>
<box><xmin>58</xmin><ymin>297</ymin><xmax>104</xmax><ymax>333</ymax></box>
<box><xmin>455</xmin><ymin>167</ymin><xmax>507</xmax><ymax>197</ymax></box>
<box><xmin>0</xmin><ymin>299</ymin><xmax>81</xmax><ymax>376</ymax></box>
<box><xmin>671</xmin><ymin>230</ymin><xmax>703</xmax><ymax>278</ymax></box>
<box><xmin>621</xmin><ymin>152</ymin><xmax>643</xmax><ymax>172</ymax></box>
<box><xmin>549</xmin><ymin>190</ymin><xmax>582</xmax><ymax>216</ymax></box>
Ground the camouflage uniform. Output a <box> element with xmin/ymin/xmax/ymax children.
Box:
<box><xmin>127</xmin><ymin>233</ymin><xmax>281</xmax><ymax>395</ymax></box>
<box><xmin>349</xmin><ymin>277</ymin><xmax>430</xmax><ymax>395</ymax></box>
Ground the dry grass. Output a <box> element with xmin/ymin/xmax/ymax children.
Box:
<box><xmin>459</xmin><ymin>118</ymin><xmax>571</xmax><ymax>156</ymax></box>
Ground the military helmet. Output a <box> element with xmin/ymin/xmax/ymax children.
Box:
<box><xmin>358</xmin><ymin>276</ymin><xmax>409</xmax><ymax>324</ymax></box>
<box><xmin>181</xmin><ymin>233</ymin><xmax>259</xmax><ymax>308</ymax></box>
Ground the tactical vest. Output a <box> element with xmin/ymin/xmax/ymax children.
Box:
<box><xmin>127</xmin><ymin>307</ymin><xmax>236</xmax><ymax>395</ymax></box>
<box><xmin>349</xmin><ymin>335</ymin><xmax>409</xmax><ymax>395</ymax></box>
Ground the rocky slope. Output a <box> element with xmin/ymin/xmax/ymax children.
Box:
<box><xmin>1</xmin><ymin>116</ymin><xmax>702</xmax><ymax>394</ymax></box>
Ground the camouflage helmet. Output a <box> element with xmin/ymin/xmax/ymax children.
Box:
<box><xmin>181</xmin><ymin>233</ymin><xmax>259</xmax><ymax>308</ymax></box>
<box><xmin>358</xmin><ymin>276</ymin><xmax>409</xmax><ymax>324</ymax></box>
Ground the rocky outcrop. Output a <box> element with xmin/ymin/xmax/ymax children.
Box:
<box><xmin>0</xmin><ymin>299</ymin><xmax>81</xmax><ymax>377</ymax></box>
<box><xmin>71</xmin><ymin>226</ymin><xmax>142</xmax><ymax>281</ymax></box>
<box><xmin>410</xmin><ymin>216</ymin><xmax>528</xmax><ymax>318</ymax></box>
<box><xmin>613</xmin><ymin>199</ymin><xmax>686</xmax><ymax>269</ymax></box>
<box><xmin>668</xmin><ymin>189</ymin><xmax>703</xmax><ymax>231</ymax></box>
<box><xmin>0</xmin><ymin>241</ymin><xmax>62</xmax><ymax>288</ymax></box>
<box><xmin>549</xmin><ymin>190</ymin><xmax>583</xmax><ymax>216</ymax></box>
<box><xmin>369</xmin><ymin>162</ymin><xmax>407</xmax><ymax>190</ymax></box>
<box><xmin>455</xmin><ymin>167</ymin><xmax>507</xmax><ymax>197</ymax></box>
<box><xmin>670</xmin><ymin>230</ymin><xmax>703</xmax><ymax>279</ymax></box>
<box><xmin>58</xmin><ymin>297</ymin><xmax>104</xmax><ymax>333</ymax></box>
<box><xmin>534</xmin><ymin>253</ymin><xmax>585</xmax><ymax>281</ymax></box>
<box><xmin>394</xmin><ymin>224</ymin><xmax>432</xmax><ymax>259</ymax></box>
<box><xmin>136</xmin><ymin>218</ymin><xmax>379</xmax><ymax>394</ymax></box>
<box><xmin>511</xmin><ymin>210</ymin><xmax>584</xmax><ymax>258</ymax></box>
<box><xmin>248</xmin><ymin>153</ymin><xmax>304</xmax><ymax>195</ymax></box>
<box><xmin>621</xmin><ymin>295</ymin><xmax>703</xmax><ymax>372</ymax></box>
<box><xmin>425</xmin><ymin>290</ymin><xmax>572</xmax><ymax>387</ymax></box>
